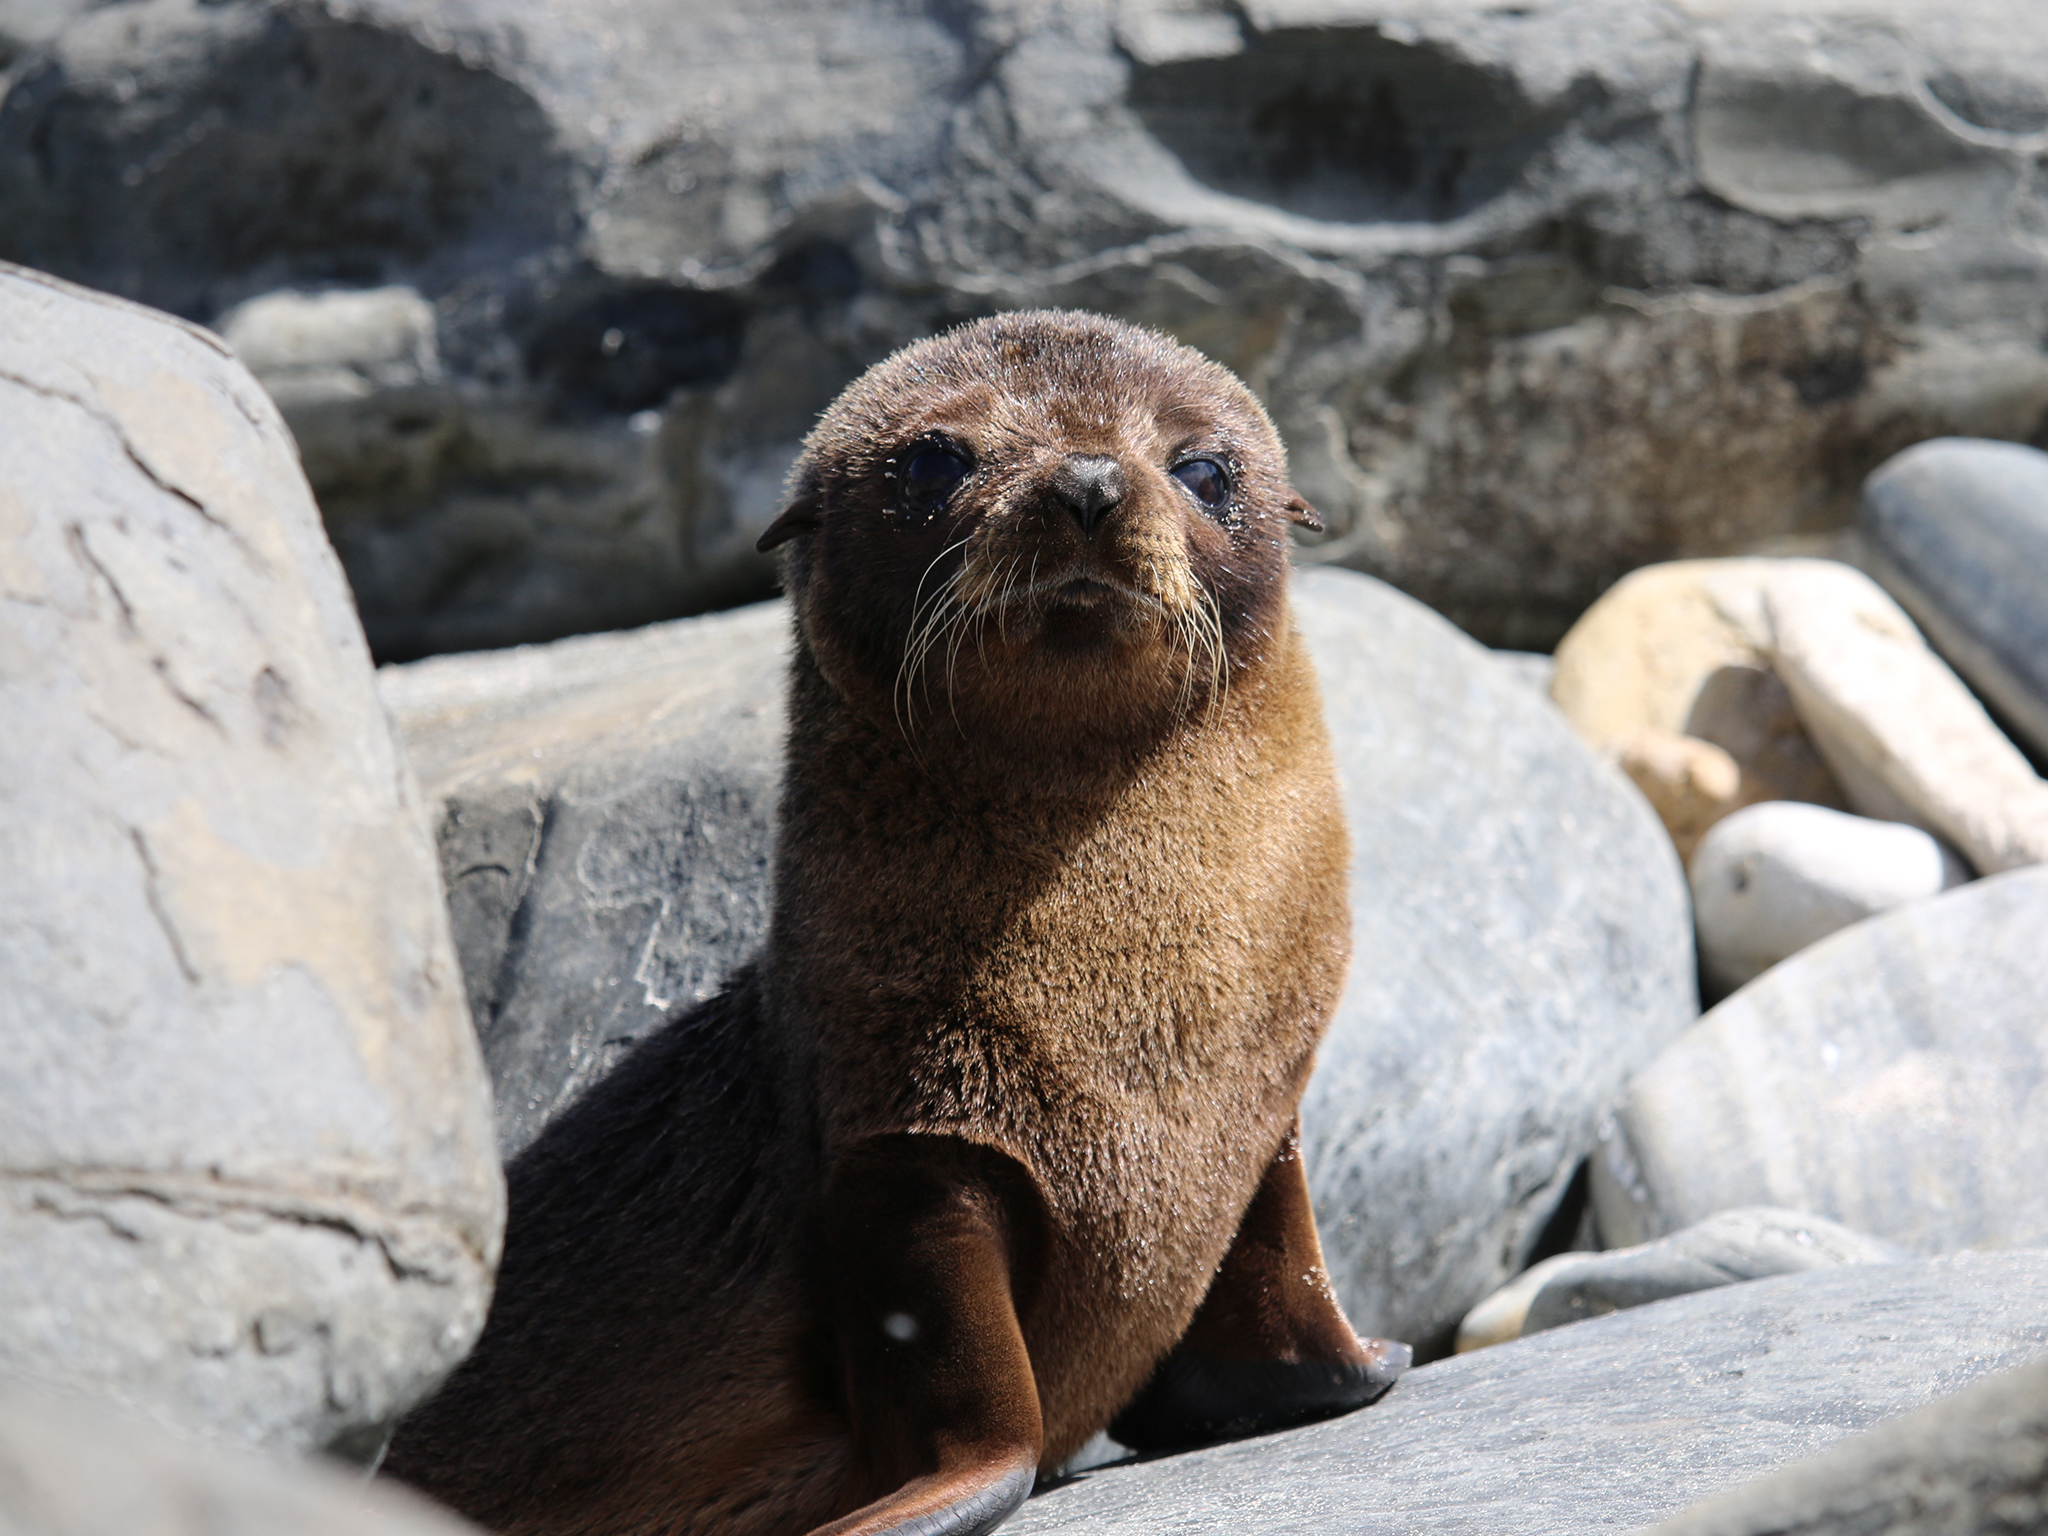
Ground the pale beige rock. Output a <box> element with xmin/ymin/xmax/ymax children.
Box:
<box><xmin>0</xmin><ymin>263</ymin><xmax>502</xmax><ymax>1454</ymax></box>
<box><xmin>1765</xmin><ymin>563</ymin><xmax>2048</xmax><ymax>874</ymax></box>
<box><xmin>1550</xmin><ymin>559</ymin><xmax>1846</xmax><ymax>856</ymax></box>
<box><xmin>1616</xmin><ymin>728</ymin><xmax>1744</xmax><ymax>863</ymax></box>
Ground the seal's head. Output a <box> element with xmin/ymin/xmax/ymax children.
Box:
<box><xmin>760</xmin><ymin>310</ymin><xmax>1319</xmax><ymax>749</ymax></box>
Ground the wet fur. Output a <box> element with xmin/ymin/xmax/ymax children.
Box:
<box><xmin>385</xmin><ymin>313</ymin><xmax>1359</xmax><ymax>1534</ymax></box>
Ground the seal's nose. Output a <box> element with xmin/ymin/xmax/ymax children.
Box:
<box><xmin>1049</xmin><ymin>454</ymin><xmax>1127</xmax><ymax>536</ymax></box>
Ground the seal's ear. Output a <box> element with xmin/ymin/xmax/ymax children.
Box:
<box><xmin>1282</xmin><ymin>492</ymin><xmax>1323</xmax><ymax>533</ymax></box>
<box><xmin>757</xmin><ymin>493</ymin><xmax>823</xmax><ymax>553</ymax></box>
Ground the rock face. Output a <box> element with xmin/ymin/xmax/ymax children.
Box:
<box><xmin>1004</xmin><ymin>1252</ymin><xmax>2048</xmax><ymax>1536</ymax></box>
<box><xmin>377</xmin><ymin>600</ymin><xmax>786</xmax><ymax>1158</ymax></box>
<box><xmin>1767</xmin><ymin>560</ymin><xmax>2048</xmax><ymax>874</ymax></box>
<box><xmin>0</xmin><ymin>264</ymin><xmax>502</xmax><ymax>1455</ymax></box>
<box><xmin>1593</xmin><ymin>867</ymin><xmax>2048</xmax><ymax>1255</ymax></box>
<box><xmin>1455</xmin><ymin>1207</ymin><xmax>1904</xmax><ymax>1352</ymax></box>
<box><xmin>0</xmin><ymin>1385</ymin><xmax>485</xmax><ymax>1536</ymax></box>
<box><xmin>1649</xmin><ymin>1349</ymin><xmax>2048</xmax><ymax>1536</ymax></box>
<box><xmin>1860</xmin><ymin>436</ymin><xmax>2048</xmax><ymax>766</ymax></box>
<box><xmin>1690</xmin><ymin>801</ymin><xmax>1969</xmax><ymax>997</ymax></box>
<box><xmin>8</xmin><ymin>1</ymin><xmax>2048</xmax><ymax>653</ymax></box>
<box><xmin>1548</xmin><ymin>558</ymin><xmax>1847</xmax><ymax>860</ymax></box>
<box><xmin>385</xmin><ymin>567</ymin><xmax>1695</xmax><ymax>1354</ymax></box>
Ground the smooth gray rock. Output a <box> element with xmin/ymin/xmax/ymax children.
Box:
<box><xmin>385</xmin><ymin>567</ymin><xmax>1695</xmax><ymax>1352</ymax></box>
<box><xmin>1861</xmin><ymin>436</ymin><xmax>2048</xmax><ymax>767</ymax></box>
<box><xmin>1593</xmin><ymin>866</ymin><xmax>2048</xmax><ymax>1255</ymax></box>
<box><xmin>8</xmin><ymin>2</ymin><xmax>2048</xmax><ymax>653</ymax></box>
<box><xmin>1690</xmin><ymin>801</ymin><xmax>1970</xmax><ymax>998</ymax></box>
<box><xmin>0</xmin><ymin>1385</ymin><xmax>484</xmax><ymax>1536</ymax></box>
<box><xmin>377</xmin><ymin>600</ymin><xmax>786</xmax><ymax>1158</ymax></box>
<box><xmin>1293</xmin><ymin>567</ymin><xmax>1696</xmax><ymax>1355</ymax></box>
<box><xmin>1456</xmin><ymin>1207</ymin><xmax>1904</xmax><ymax>1351</ymax></box>
<box><xmin>1649</xmin><ymin>1348</ymin><xmax>2048</xmax><ymax>1536</ymax></box>
<box><xmin>1005</xmin><ymin>1252</ymin><xmax>2048</xmax><ymax>1536</ymax></box>
<box><xmin>0</xmin><ymin>263</ymin><xmax>502</xmax><ymax>1454</ymax></box>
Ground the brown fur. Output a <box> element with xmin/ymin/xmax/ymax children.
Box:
<box><xmin>384</xmin><ymin>311</ymin><xmax>1393</xmax><ymax>1536</ymax></box>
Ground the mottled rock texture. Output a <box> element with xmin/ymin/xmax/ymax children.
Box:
<box><xmin>0</xmin><ymin>1385</ymin><xmax>485</xmax><ymax>1536</ymax></box>
<box><xmin>1004</xmin><ymin>1253</ymin><xmax>2048</xmax><ymax>1536</ymax></box>
<box><xmin>1594</xmin><ymin>866</ymin><xmax>2048</xmax><ymax>1255</ymax></box>
<box><xmin>0</xmin><ymin>263</ymin><xmax>502</xmax><ymax>1455</ymax></box>
<box><xmin>378</xmin><ymin>600</ymin><xmax>786</xmax><ymax>1158</ymax></box>
<box><xmin>1861</xmin><ymin>436</ymin><xmax>2048</xmax><ymax>766</ymax></box>
<box><xmin>9</xmin><ymin>0</ymin><xmax>2048</xmax><ymax>654</ymax></box>
<box><xmin>384</xmin><ymin>568</ymin><xmax>1695</xmax><ymax>1356</ymax></box>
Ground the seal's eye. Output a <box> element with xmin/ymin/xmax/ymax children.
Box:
<box><xmin>900</xmin><ymin>447</ymin><xmax>970</xmax><ymax>522</ymax></box>
<box><xmin>1171</xmin><ymin>458</ymin><xmax>1230</xmax><ymax>511</ymax></box>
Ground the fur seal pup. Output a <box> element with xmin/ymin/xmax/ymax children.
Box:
<box><xmin>384</xmin><ymin>310</ymin><xmax>1409</xmax><ymax>1536</ymax></box>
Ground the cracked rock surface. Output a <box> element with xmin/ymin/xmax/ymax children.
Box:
<box><xmin>0</xmin><ymin>263</ymin><xmax>503</xmax><ymax>1455</ymax></box>
<box><xmin>8</xmin><ymin>0</ymin><xmax>2048</xmax><ymax>655</ymax></box>
<box><xmin>381</xmin><ymin>567</ymin><xmax>1696</xmax><ymax>1356</ymax></box>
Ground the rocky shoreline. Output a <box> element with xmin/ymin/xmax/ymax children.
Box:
<box><xmin>6</xmin><ymin>0</ymin><xmax>2048</xmax><ymax>1523</ymax></box>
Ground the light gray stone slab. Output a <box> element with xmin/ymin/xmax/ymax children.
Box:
<box><xmin>1860</xmin><ymin>436</ymin><xmax>2048</xmax><ymax>766</ymax></box>
<box><xmin>1006</xmin><ymin>1253</ymin><xmax>2048</xmax><ymax>1536</ymax></box>
<box><xmin>1648</xmin><ymin>1348</ymin><xmax>2048</xmax><ymax>1536</ymax></box>
<box><xmin>0</xmin><ymin>1385</ymin><xmax>484</xmax><ymax>1536</ymax></box>
<box><xmin>1593</xmin><ymin>865</ymin><xmax>2048</xmax><ymax>1255</ymax></box>
<box><xmin>1457</xmin><ymin>1207</ymin><xmax>1904</xmax><ymax>1351</ymax></box>
<box><xmin>0</xmin><ymin>263</ymin><xmax>502</xmax><ymax>1455</ymax></box>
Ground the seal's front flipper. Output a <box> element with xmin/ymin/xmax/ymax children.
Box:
<box><xmin>1110</xmin><ymin>1120</ymin><xmax>1410</xmax><ymax>1453</ymax></box>
<box><xmin>810</xmin><ymin>1137</ymin><xmax>1047</xmax><ymax>1536</ymax></box>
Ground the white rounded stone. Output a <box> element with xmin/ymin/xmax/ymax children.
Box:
<box><xmin>1691</xmin><ymin>802</ymin><xmax>1969</xmax><ymax>996</ymax></box>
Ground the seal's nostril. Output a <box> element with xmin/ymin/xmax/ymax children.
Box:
<box><xmin>1049</xmin><ymin>454</ymin><xmax>1127</xmax><ymax>535</ymax></box>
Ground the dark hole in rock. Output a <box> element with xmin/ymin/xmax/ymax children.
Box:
<box><xmin>0</xmin><ymin>13</ymin><xmax>575</xmax><ymax>317</ymax></box>
<box><xmin>1127</xmin><ymin>26</ymin><xmax>1564</xmax><ymax>224</ymax></box>
<box><xmin>762</xmin><ymin>239</ymin><xmax>862</xmax><ymax>305</ymax></box>
<box><xmin>1785</xmin><ymin>352</ymin><xmax>1868</xmax><ymax>407</ymax></box>
<box><xmin>524</xmin><ymin>283</ymin><xmax>749</xmax><ymax>415</ymax></box>
<box><xmin>1927</xmin><ymin>70</ymin><xmax>2048</xmax><ymax>136</ymax></box>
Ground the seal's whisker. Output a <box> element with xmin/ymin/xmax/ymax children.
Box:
<box><xmin>1199</xmin><ymin>584</ymin><xmax>1231</xmax><ymax>727</ymax></box>
<box><xmin>895</xmin><ymin>534</ymin><xmax>977</xmax><ymax>738</ymax></box>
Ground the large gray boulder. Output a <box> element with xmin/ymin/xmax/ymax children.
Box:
<box><xmin>1594</xmin><ymin>865</ymin><xmax>2048</xmax><ymax>1256</ymax></box>
<box><xmin>8</xmin><ymin>0</ymin><xmax>2048</xmax><ymax>653</ymax></box>
<box><xmin>1292</xmin><ymin>567</ymin><xmax>1695</xmax><ymax>1354</ymax></box>
<box><xmin>383</xmin><ymin>567</ymin><xmax>1695</xmax><ymax>1352</ymax></box>
<box><xmin>0</xmin><ymin>263</ymin><xmax>502</xmax><ymax>1455</ymax></box>
<box><xmin>0</xmin><ymin>1385</ymin><xmax>485</xmax><ymax>1536</ymax></box>
<box><xmin>377</xmin><ymin>600</ymin><xmax>786</xmax><ymax>1156</ymax></box>
<box><xmin>1005</xmin><ymin>1252</ymin><xmax>2048</xmax><ymax>1536</ymax></box>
